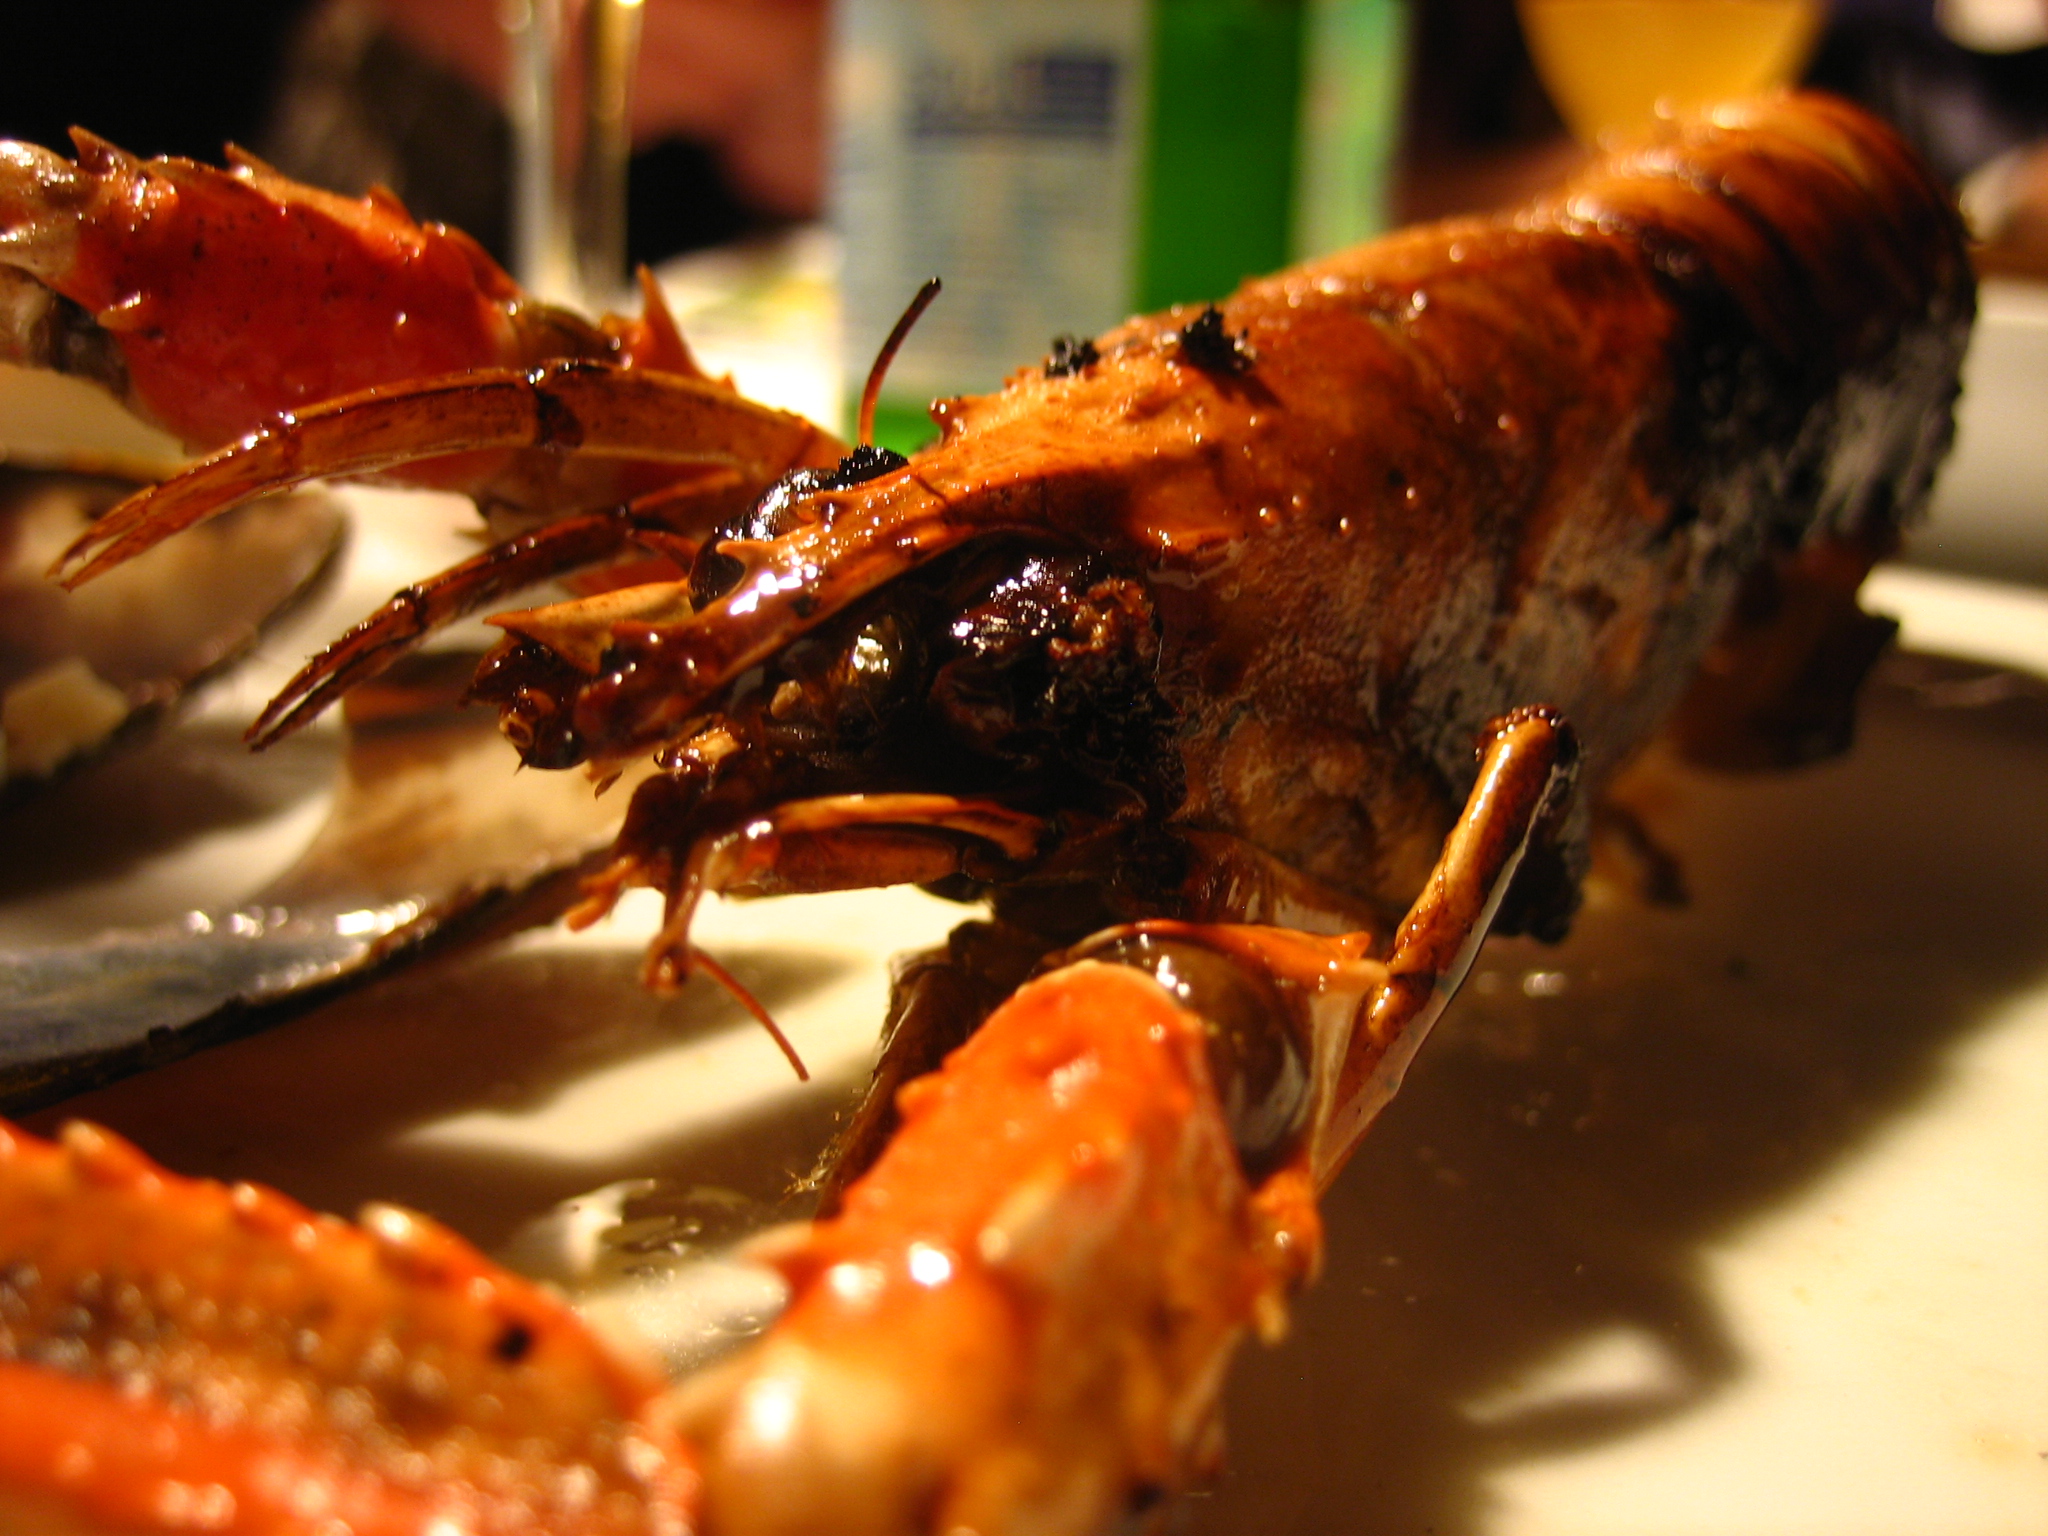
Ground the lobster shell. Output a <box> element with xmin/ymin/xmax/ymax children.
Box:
<box><xmin>470</xmin><ymin>93</ymin><xmax>1970</xmax><ymax>943</ymax></box>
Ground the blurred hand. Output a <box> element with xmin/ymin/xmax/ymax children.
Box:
<box><xmin>376</xmin><ymin>0</ymin><xmax>826</xmax><ymax>217</ymax></box>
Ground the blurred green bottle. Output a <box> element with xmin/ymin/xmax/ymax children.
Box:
<box><xmin>831</xmin><ymin>0</ymin><xmax>1410</xmax><ymax>450</ymax></box>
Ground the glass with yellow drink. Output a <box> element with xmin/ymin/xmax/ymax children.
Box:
<box><xmin>1515</xmin><ymin>0</ymin><xmax>1824</xmax><ymax>142</ymax></box>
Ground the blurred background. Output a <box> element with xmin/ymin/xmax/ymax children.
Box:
<box><xmin>6</xmin><ymin>1</ymin><xmax>2046</xmax><ymax>271</ymax></box>
<box><xmin>2</xmin><ymin>1</ymin><xmax>2044</xmax><ymax>570</ymax></box>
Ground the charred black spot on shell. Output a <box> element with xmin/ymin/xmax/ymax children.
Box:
<box><xmin>1044</xmin><ymin>334</ymin><xmax>1100</xmax><ymax>378</ymax></box>
<box><xmin>491</xmin><ymin>1321</ymin><xmax>535</xmax><ymax>1363</ymax></box>
<box><xmin>1126</xmin><ymin>1481</ymin><xmax>1169</xmax><ymax>1519</ymax></box>
<box><xmin>827</xmin><ymin>443</ymin><xmax>909</xmax><ymax>486</ymax></box>
<box><xmin>1076</xmin><ymin>932</ymin><xmax>1311</xmax><ymax>1181</ymax></box>
<box><xmin>689</xmin><ymin>449</ymin><xmax>910</xmax><ymax>610</ymax></box>
<box><xmin>1176</xmin><ymin>306</ymin><xmax>1254</xmax><ymax>375</ymax></box>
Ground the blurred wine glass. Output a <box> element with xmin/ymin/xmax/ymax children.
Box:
<box><xmin>506</xmin><ymin>0</ymin><xmax>645</xmax><ymax>309</ymax></box>
<box><xmin>1515</xmin><ymin>0</ymin><xmax>1824</xmax><ymax>142</ymax></box>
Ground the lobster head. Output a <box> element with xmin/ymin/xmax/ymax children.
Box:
<box><xmin>470</xmin><ymin>410</ymin><xmax>1208</xmax><ymax>979</ymax></box>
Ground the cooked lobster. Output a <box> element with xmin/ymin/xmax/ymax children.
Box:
<box><xmin>0</xmin><ymin>94</ymin><xmax>1971</xmax><ymax>1535</ymax></box>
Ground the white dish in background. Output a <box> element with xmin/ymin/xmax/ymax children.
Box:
<box><xmin>1910</xmin><ymin>277</ymin><xmax>2048</xmax><ymax>586</ymax></box>
<box><xmin>0</xmin><ymin>362</ymin><xmax>184</xmax><ymax>479</ymax></box>
<box><xmin>0</xmin><ymin>487</ymin><xmax>485</xmax><ymax>944</ymax></box>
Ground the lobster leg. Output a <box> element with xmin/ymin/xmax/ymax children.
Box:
<box><xmin>671</xmin><ymin>959</ymin><xmax>1301</xmax><ymax>1536</ymax></box>
<box><xmin>1312</xmin><ymin>705</ymin><xmax>1578</xmax><ymax>1182</ymax></box>
<box><xmin>53</xmin><ymin>360</ymin><xmax>842</xmax><ymax>587</ymax></box>
<box><xmin>245</xmin><ymin>473</ymin><xmax>754</xmax><ymax>747</ymax></box>
<box><xmin>576</xmin><ymin>790</ymin><xmax>1056</xmax><ymax>991</ymax></box>
<box><xmin>0</xmin><ymin>1121</ymin><xmax>699</xmax><ymax>1536</ymax></box>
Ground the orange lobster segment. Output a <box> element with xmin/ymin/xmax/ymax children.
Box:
<box><xmin>0</xmin><ymin>1122</ymin><xmax>699</xmax><ymax>1536</ymax></box>
<box><xmin>0</xmin><ymin>1367</ymin><xmax>470</xmax><ymax>1536</ymax></box>
<box><xmin>52</xmin><ymin>361</ymin><xmax>836</xmax><ymax>586</ymax></box>
<box><xmin>0</xmin><ymin>133</ymin><xmax>758</xmax><ymax>549</ymax></box>
<box><xmin>674</xmin><ymin>962</ymin><xmax>1311</xmax><ymax>1536</ymax></box>
<box><xmin>0</xmin><ymin>133</ymin><xmax>698</xmax><ymax>453</ymax></box>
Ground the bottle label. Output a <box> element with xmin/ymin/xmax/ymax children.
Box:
<box><xmin>834</xmin><ymin>0</ymin><xmax>1150</xmax><ymax>424</ymax></box>
<box><xmin>833</xmin><ymin>0</ymin><xmax>1407</xmax><ymax>446</ymax></box>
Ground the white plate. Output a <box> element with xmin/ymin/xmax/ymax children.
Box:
<box><xmin>1910</xmin><ymin>277</ymin><xmax>2048</xmax><ymax>585</ymax></box>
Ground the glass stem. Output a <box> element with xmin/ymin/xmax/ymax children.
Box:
<box><xmin>575</xmin><ymin>0</ymin><xmax>644</xmax><ymax>309</ymax></box>
<box><xmin>506</xmin><ymin>0</ymin><xmax>643</xmax><ymax>310</ymax></box>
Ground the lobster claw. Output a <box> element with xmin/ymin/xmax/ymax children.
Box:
<box><xmin>663</xmin><ymin>708</ymin><xmax>1578</xmax><ymax>1536</ymax></box>
<box><xmin>3</xmin><ymin>129</ymin><xmax>847</xmax><ymax>744</ymax></box>
<box><xmin>0</xmin><ymin>131</ymin><xmax>696</xmax><ymax>455</ymax></box>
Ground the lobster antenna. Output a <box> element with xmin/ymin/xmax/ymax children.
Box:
<box><xmin>691</xmin><ymin>947</ymin><xmax>811</xmax><ymax>1082</ymax></box>
<box><xmin>858</xmin><ymin>276</ymin><xmax>942</xmax><ymax>448</ymax></box>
